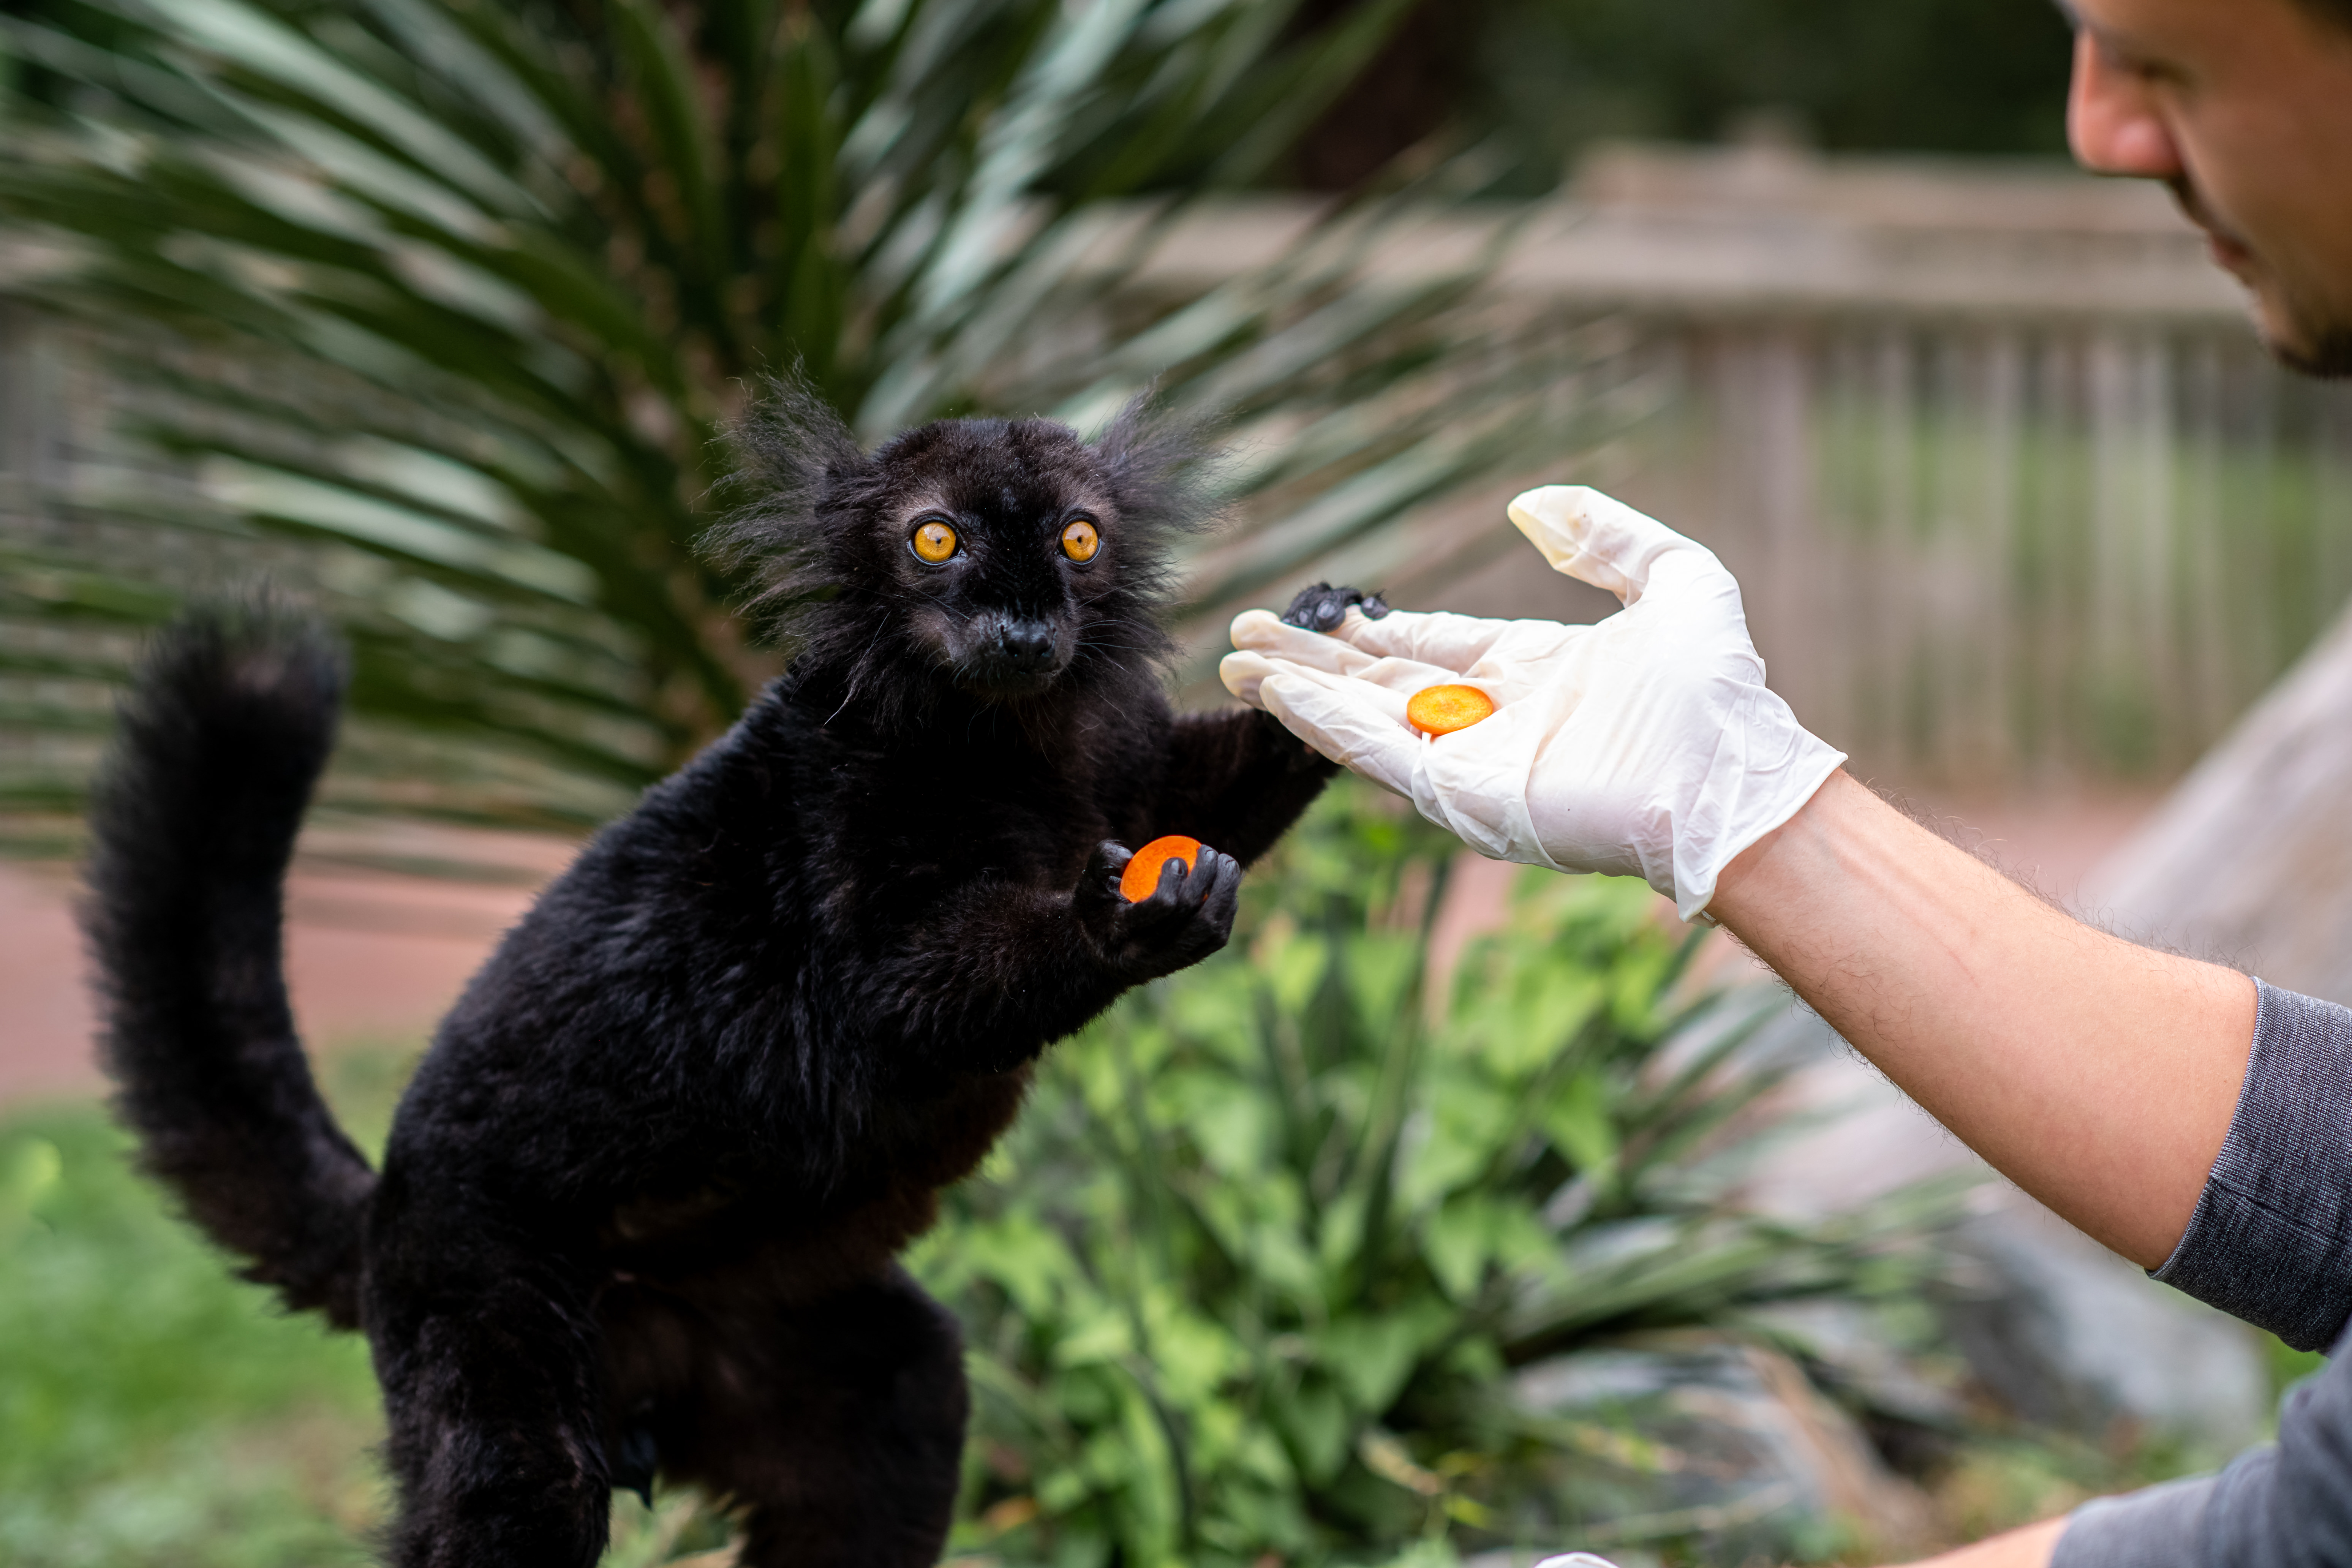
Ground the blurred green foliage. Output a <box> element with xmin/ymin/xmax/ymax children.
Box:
<box><xmin>0</xmin><ymin>0</ymin><xmax>1594</xmax><ymax>844</ymax></box>
<box><xmin>0</xmin><ymin>1106</ymin><xmax>379</xmax><ymax>1568</ymax></box>
<box><xmin>1470</xmin><ymin>0</ymin><xmax>2075</xmax><ymax>182</ymax></box>
<box><xmin>0</xmin><ymin>1047</ymin><xmax>734</xmax><ymax>1568</ymax></box>
<box><xmin>0</xmin><ymin>0</ymin><xmax>2082</xmax><ymax>840</ymax></box>
<box><xmin>914</xmin><ymin>786</ymin><xmax>1964</xmax><ymax>1568</ymax></box>
<box><xmin>1297</xmin><ymin>0</ymin><xmax>2078</xmax><ymax>194</ymax></box>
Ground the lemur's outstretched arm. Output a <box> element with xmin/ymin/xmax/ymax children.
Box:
<box><xmin>1148</xmin><ymin>709</ymin><xmax>1336</xmax><ymax>869</ymax></box>
<box><xmin>1140</xmin><ymin>581</ymin><xmax>1387</xmax><ymax>867</ymax></box>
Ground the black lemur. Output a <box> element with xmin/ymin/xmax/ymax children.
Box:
<box><xmin>81</xmin><ymin>385</ymin><xmax>1390</xmax><ymax>1568</ymax></box>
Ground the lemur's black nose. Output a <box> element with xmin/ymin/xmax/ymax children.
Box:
<box><xmin>998</xmin><ymin>620</ymin><xmax>1057</xmax><ymax>670</ymax></box>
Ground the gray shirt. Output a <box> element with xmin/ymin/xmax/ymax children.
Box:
<box><xmin>2055</xmin><ymin>981</ymin><xmax>2352</xmax><ymax>1568</ymax></box>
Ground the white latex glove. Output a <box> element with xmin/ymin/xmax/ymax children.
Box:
<box><xmin>1219</xmin><ymin>485</ymin><xmax>1845</xmax><ymax>922</ymax></box>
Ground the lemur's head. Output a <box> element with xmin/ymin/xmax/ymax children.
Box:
<box><xmin>857</xmin><ymin>418</ymin><xmax>1132</xmax><ymax>700</ymax></box>
<box><xmin>714</xmin><ymin>380</ymin><xmax>1216</xmax><ymax>717</ymax></box>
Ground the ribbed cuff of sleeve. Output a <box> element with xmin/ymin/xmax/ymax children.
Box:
<box><xmin>2052</xmin><ymin>1476</ymin><xmax>2216</xmax><ymax>1568</ymax></box>
<box><xmin>2152</xmin><ymin>980</ymin><xmax>2352</xmax><ymax>1351</ymax></box>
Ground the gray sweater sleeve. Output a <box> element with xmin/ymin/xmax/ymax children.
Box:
<box><xmin>2053</xmin><ymin>1361</ymin><xmax>2352</xmax><ymax>1568</ymax></box>
<box><xmin>2053</xmin><ymin>980</ymin><xmax>2352</xmax><ymax>1568</ymax></box>
<box><xmin>2151</xmin><ymin>981</ymin><xmax>2352</xmax><ymax>1351</ymax></box>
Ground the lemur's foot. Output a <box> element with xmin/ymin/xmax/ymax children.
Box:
<box><xmin>1280</xmin><ymin>583</ymin><xmax>1391</xmax><ymax>633</ymax></box>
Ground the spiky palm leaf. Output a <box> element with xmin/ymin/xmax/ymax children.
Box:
<box><xmin>0</xmin><ymin>0</ymin><xmax>1620</xmax><ymax>843</ymax></box>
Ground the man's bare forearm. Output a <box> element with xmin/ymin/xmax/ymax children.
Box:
<box><xmin>1710</xmin><ymin>770</ymin><xmax>2256</xmax><ymax>1269</ymax></box>
<box><xmin>1902</xmin><ymin>1517</ymin><xmax>2069</xmax><ymax>1568</ymax></box>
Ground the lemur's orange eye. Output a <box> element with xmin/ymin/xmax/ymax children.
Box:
<box><xmin>911</xmin><ymin>519</ymin><xmax>958</xmax><ymax>563</ymax></box>
<box><xmin>1061</xmin><ymin>518</ymin><xmax>1100</xmax><ymax>563</ymax></box>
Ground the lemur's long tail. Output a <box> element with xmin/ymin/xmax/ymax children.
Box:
<box><xmin>82</xmin><ymin>600</ymin><xmax>375</xmax><ymax>1329</ymax></box>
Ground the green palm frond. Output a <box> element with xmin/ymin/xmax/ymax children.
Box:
<box><xmin>0</xmin><ymin>0</ymin><xmax>1626</xmax><ymax>841</ymax></box>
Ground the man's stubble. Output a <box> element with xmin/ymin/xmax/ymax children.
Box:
<box><xmin>2270</xmin><ymin>311</ymin><xmax>2352</xmax><ymax>380</ymax></box>
<box><xmin>2170</xmin><ymin>175</ymin><xmax>2352</xmax><ymax>379</ymax></box>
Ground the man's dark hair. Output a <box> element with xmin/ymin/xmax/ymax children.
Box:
<box><xmin>2301</xmin><ymin>0</ymin><xmax>2352</xmax><ymax>28</ymax></box>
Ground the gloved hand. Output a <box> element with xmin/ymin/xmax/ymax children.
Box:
<box><xmin>1219</xmin><ymin>485</ymin><xmax>1845</xmax><ymax>922</ymax></box>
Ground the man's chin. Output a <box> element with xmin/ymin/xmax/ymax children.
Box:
<box><xmin>2254</xmin><ymin>292</ymin><xmax>2352</xmax><ymax>380</ymax></box>
<box><xmin>2273</xmin><ymin>326</ymin><xmax>2352</xmax><ymax>381</ymax></box>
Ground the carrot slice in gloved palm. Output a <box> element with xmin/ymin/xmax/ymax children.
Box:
<box><xmin>1406</xmin><ymin>684</ymin><xmax>1496</xmax><ymax>737</ymax></box>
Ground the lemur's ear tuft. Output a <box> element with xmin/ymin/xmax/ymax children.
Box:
<box><xmin>705</xmin><ymin>371</ymin><xmax>870</xmax><ymax>645</ymax></box>
<box><xmin>1073</xmin><ymin>388</ymin><xmax>1227</xmax><ymax>632</ymax></box>
<box><xmin>1091</xmin><ymin>387</ymin><xmax>1227</xmax><ymax>544</ymax></box>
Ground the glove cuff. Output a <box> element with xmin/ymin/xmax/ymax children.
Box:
<box><xmin>1670</xmin><ymin>710</ymin><xmax>1846</xmax><ymax>923</ymax></box>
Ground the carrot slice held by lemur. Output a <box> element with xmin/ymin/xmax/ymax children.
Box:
<box><xmin>1119</xmin><ymin>835</ymin><xmax>1202</xmax><ymax>902</ymax></box>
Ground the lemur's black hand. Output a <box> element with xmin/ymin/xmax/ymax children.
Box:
<box><xmin>1078</xmin><ymin>839</ymin><xmax>1240</xmax><ymax>980</ymax></box>
<box><xmin>1271</xmin><ymin>584</ymin><xmax>1385</xmax><ymax>770</ymax></box>
<box><xmin>1279</xmin><ymin>582</ymin><xmax>1391</xmax><ymax>633</ymax></box>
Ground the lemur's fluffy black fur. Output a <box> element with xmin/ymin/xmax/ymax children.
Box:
<box><xmin>82</xmin><ymin>388</ymin><xmax>1360</xmax><ymax>1568</ymax></box>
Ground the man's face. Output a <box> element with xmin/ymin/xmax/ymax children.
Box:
<box><xmin>2067</xmin><ymin>0</ymin><xmax>2352</xmax><ymax>376</ymax></box>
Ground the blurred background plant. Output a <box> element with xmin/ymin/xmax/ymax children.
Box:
<box><xmin>0</xmin><ymin>0</ymin><xmax>1611</xmax><ymax>850</ymax></box>
<box><xmin>914</xmin><ymin>787</ymin><xmax>1973</xmax><ymax>1568</ymax></box>
<box><xmin>1282</xmin><ymin>0</ymin><xmax>2075</xmax><ymax>192</ymax></box>
<box><xmin>6</xmin><ymin>0</ymin><xmax>2345</xmax><ymax>831</ymax></box>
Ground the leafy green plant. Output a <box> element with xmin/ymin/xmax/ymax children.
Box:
<box><xmin>0</xmin><ymin>0</ymin><xmax>1609</xmax><ymax>846</ymax></box>
<box><xmin>911</xmin><ymin>784</ymin><xmax>1960</xmax><ymax>1568</ymax></box>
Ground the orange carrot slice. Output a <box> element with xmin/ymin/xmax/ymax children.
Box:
<box><xmin>1406</xmin><ymin>684</ymin><xmax>1496</xmax><ymax>737</ymax></box>
<box><xmin>1119</xmin><ymin>835</ymin><xmax>1202</xmax><ymax>903</ymax></box>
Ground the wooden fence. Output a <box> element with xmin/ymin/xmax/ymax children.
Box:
<box><xmin>1125</xmin><ymin>146</ymin><xmax>2352</xmax><ymax>790</ymax></box>
<box><xmin>1602</xmin><ymin>316</ymin><xmax>2352</xmax><ymax>789</ymax></box>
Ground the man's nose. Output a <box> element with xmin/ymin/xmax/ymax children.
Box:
<box><xmin>2067</xmin><ymin>32</ymin><xmax>2186</xmax><ymax>179</ymax></box>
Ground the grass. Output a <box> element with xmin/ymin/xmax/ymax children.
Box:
<box><xmin>0</xmin><ymin>1098</ymin><xmax>384</xmax><ymax>1568</ymax></box>
<box><xmin>0</xmin><ymin>1045</ymin><xmax>747</xmax><ymax>1568</ymax></box>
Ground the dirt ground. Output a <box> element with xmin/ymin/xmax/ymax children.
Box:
<box><xmin>0</xmin><ymin>833</ymin><xmax>575</xmax><ymax>1105</ymax></box>
<box><xmin>0</xmin><ymin>787</ymin><xmax>2160</xmax><ymax>1106</ymax></box>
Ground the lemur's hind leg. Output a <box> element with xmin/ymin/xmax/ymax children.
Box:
<box><xmin>645</xmin><ymin>1266</ymin><xmax>967</xmax><ymax>1568</ymax></box>
<box><xmin>368</xmin><ymin>1228</ymin><xmax>616</xmax><ymax>1568</ymax></box>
